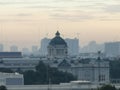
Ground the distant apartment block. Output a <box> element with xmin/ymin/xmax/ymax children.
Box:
<box><xmin>10</xmin><ymin>45</ymin><xmax>18</xmax><ymax>52</ymax></box>
<box><xmin>81</xmin><ymin>41</ymin><xmax>104</xmax><ymax>53</ymax></box>
<box><xmin>32</xmin><ymin>46</ymin><xmax>38</xmax><ymax>53</ymax></box>
<box><xmin>0</xmin><ymin>44</ymin><xmax>4</xmax><ymax>52</ymax></box>
<box><xmin>105</xmin><ymin>42</ymin><xmax>120</xmax><ymax>58</ymax></box>
<box><xmin>22</xmin><ymin>48</ymin><xmax>30</xmax><ymax>56</ymax></box>
<box><xmin>31</xmin><ymin>46</ymin><xmax>39</xmax><ymax>56</ymax></box>
<box><xmin>65</xmin><ymin>38</ymin><xmax>79</xmax><ymax>55</ymax></box>
<box><xmin>40</xmin><ymin>38</ymin><xmax>51</xmax><ymax>56</ymax></box>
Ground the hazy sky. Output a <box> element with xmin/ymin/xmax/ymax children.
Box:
<box><xmin>0</xmin><ymin>0</ymin><xmax>120</xmax><ymax>50</ymax></box>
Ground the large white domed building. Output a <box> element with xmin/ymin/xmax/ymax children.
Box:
<box><xmin>0</xmin><ymin>31</ymin><xmax>109</xmax><ymax>85</ymax></box>
<box><xmin>47</xmin><ymin>31</ymin><xmax>110</xmax><ymax>84</ymax></box>
<box><xmin>47</xmin><ymin>31</ymin><xmax>68</xmax><ymax>59</ymax></box>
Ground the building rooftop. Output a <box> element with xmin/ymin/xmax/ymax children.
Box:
<box><xmin>49</xmin><ymin>31</ymin><xmax>67</xmax><ymax>47</ymax></box>
<box><xmin>0</xmin><ymin>52</ymin><xmax>22</xmax><ymax>58</ymax></box>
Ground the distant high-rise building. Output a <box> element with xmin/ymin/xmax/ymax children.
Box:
<box><xmin>10</xmin><ymin>45</ymin><xmax>18</xmax><ymax>52</ymax></box>
<box><xmin>32</xmin><ymin>46</ymin><xmax>39</xmax><ymax>56</ymax></box>
<box><xmin>40</xmin><ymin>38</ymin><xmax>51</xmax><ymax>56</ymax></box>
<box><xmin>32</xmin><ymin>46</ymin><xmax>38</xmax><ymax>53</ymax></box>
<box><xmin>105</xmin><ymin>42</ymin><xmax>120</xmax><ymax>58</ymax></box>
<box><xmin>81</xmin><ymin>41</ymin><xmax>104</xmax><ymax>53</ymax></box>
<box><xmin>22</xmin><ymin>48</ymin><xmax>30</xmax><ymax>56</ymax></box>
<box><xmin>0</xmin><ymin>44</ymin><xmax>4</xmax><ymax>52</ymax></box>
<box><xmin>65</xmin><ymin>38</ymin><xmax>79</xmax><ymax>55</ymax></box>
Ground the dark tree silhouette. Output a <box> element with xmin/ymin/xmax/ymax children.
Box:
<box><xmin>0</xmin><ymin>85</ymin><xmax>7</xmax><ymax>90</ymax></box>
<box><xmin>98</xmin><ymin>85</ymin><xmax>116</xmax><ymax>90</ymax></box>
<box><xmin>24</xmin><ymin>61</ymin><xmax>77</xmax><ymax>85</ymax></box>
<box><xmin>0</xmin><ymin>68</ymin><xmax>13</xmax><ymax>73</ymax></box>
<box><xmin>110</xmin><ymin>60</ymin><xmax>120</xmax><ymax>79</ymax></box>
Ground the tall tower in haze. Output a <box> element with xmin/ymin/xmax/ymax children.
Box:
<box><xmin>10</xmin><ymin>45</ymin><xmax>18</xmax><ymax>52</ymax></box>
<box><xmin>65</xmin><ymin>38</ymin><xmax>79</xmax><ymax>55</ymax></box>
<box><xmin>0</xmin><ymin>44</ymin><xmax>3</xmax><ymax>52</ymax></box>
<box><xmin>40</xmin><ymin>38</ymin><xmax>51</xmax><ymax>56</ymax></box>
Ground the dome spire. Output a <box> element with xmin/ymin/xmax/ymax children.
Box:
<box><xmin>56</xmin><ymin>31</ymin><xmax>60</xmax><ymax>36</ymax></box>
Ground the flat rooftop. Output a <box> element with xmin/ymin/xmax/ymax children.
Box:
<box><xmin>0</xmin><ymin>52</ymin><xmax>22</xmax><ymax>58</ymax></box>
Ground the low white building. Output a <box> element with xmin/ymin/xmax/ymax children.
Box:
<box><xmin>0</xmin><ymin>72</ymin><xmax>24</xmax><ymax>85</ymax></box>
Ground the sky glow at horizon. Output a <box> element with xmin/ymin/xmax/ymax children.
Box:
<box><xmin>0</xmin><ymin>0</ymin><xmax>120</xmax><ymax>50</ymax></box>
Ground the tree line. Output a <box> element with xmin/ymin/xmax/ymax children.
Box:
<box><xmin>23</xmin><ymin>61</ymin><xmax>76</xmax><ymax>85</ymax></box>
<box><xmin>0</xmin><ymin>61</ymin><xmax>76</xmax><ymax>85</ymax></box>
<box><xmin>1</xmin><ymin>60</ymin><xmax>120</xmax><ymax>85</ymax></box>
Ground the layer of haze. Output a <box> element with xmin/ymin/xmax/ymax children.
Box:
<box><xmin>0</xmin><ymin>0</ymin><xmax>120</xmax><ymax>50</ymax></box>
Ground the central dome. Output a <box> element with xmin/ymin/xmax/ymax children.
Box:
<box><xmin>49</xmin><ymin>31</ymin><xmax>67</xmax><ymax>46</ymax></box>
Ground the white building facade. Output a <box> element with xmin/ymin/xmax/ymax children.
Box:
<box><xmin>50</xmin><ymin>58</ymin><xmax>109</xmax><ymax>84</ymax></box>
<box><xmin>0</xmin><ymin>72</ymin><xmax>24</xmax><ymax>85</ymax></box>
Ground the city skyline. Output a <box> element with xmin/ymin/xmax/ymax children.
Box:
<box><xmin>0</xmin><ymin>0</ymin><xmax>120</xmax><ymax>49</ymax></box>
<box><xmin>0</xmin><ymin>34</ymin><xmax>120</xmax><ymax>52</ymax></box>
